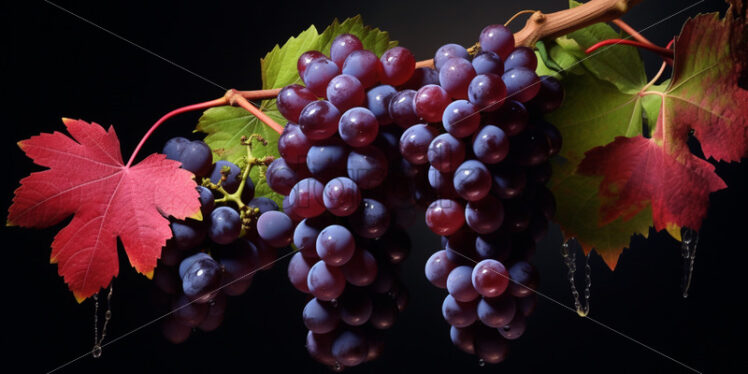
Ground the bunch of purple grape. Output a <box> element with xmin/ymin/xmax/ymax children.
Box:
<box><xmin>153</xmin><ymin>136</ymin><xmax>293</xmax><ymax>343</ymax></box>
<box><xmin>396</xmin><ymin>24</ymin><xmax>562</xmax><ymax>363</ymax></box>
<box><xmin>267</xmin><ymin>33</ymin><xmax>422</xmax><ymax>369</ymax></box>
<box><xmin>292</xmin><ymin>227</ymin><xmax>410</xmax><ymax>370</ymax></box>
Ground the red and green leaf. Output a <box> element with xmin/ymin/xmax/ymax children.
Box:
<box><xmin>7</xmin><ymin>119</ymin><xmax>201</xmax><ymax>301</ymax></box>
<box><xmin>545</xmin><ymin>2</ymin><xmax>746</xmax><ymax>268</ymax></box>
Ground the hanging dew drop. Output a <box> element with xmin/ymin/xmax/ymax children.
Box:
<box><xmin>561</xmin><ymin>238</ymin><xmax>591</xmax><ymax>317</ymax></box>
<box><xmin>478</xmin><ymin>358</ymin><xmax>486</xmax><ymax>367</ymax></box>
<box><xmin>680</xmin><ymin>227</ymin><xmax>698</xmax><ymax>298</ymax></box>
<box><xmin>91</xmin><ymin>344</ymin><xmax>102</xmax><ymax>358</ymax></box>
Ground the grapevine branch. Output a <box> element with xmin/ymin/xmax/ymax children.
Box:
<box><xmin>129</xmin><ymin>0</ymin><xmax>643</xmax><ymax>163</ymax></box>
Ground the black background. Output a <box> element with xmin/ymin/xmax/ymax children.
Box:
<box><xmin>2</xmin><ymin>1</ymin><xmax>746</xmax><ymax>373</ymax></box>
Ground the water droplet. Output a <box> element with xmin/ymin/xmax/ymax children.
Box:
<box><xmin>680</xmin><ymin>227</ymin><xmax>699</xmax><ymax>298</ymax></box>
<box><xmin>91</xmin><ymin>344</ymin><xmax>102</xmax><ymax>358</ymax></box>
<box><xmin>478</xmin><ymin>358</ymin><xmax>486</xmax><ymax>367</ymax></box>
<box><xmin>332</xmin><ymin>361</ymin><xmax>342</xmax><ymax>371</ymax></box>
<box><xmin>502</xmin><ymin>325</ymin><xmax>511</xmax><ymax>331</ymax></box>
<box><xmin>104</xmin><ymin>310</ymin><xmax>111</xmax><ymax>320</ymax></box>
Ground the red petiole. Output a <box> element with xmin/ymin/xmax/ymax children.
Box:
<box><xmin>585</xmin><ymin>38</ymin><xmax>674</xmax><ymax>61</ymax></box>
<box><xmin>126</xmin><ymin>89</ymin><xmax>285</xmax><ymax>167</ymax></box>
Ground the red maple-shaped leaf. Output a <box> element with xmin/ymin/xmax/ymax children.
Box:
<box><xmin>578</xmin><ymin>6</ymin><xmax>746</xmax><ymax>234</ymax></box>
<box><xmin>7</xmin><ymin>119</ymin><xmax>200</xmax><ymax>302</ymax></box>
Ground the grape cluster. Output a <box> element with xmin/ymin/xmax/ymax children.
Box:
<box><xmin>154</xmin><ymin>136</ymin><xmax>294</xmax><ymax>343</ymax></box>
<box><xmin>294</xmin><ymin>228</ymin><xmax>410</xmax><ymax>370</ymax></box>
<box><xmin>398</xmin><ymin>24</ymin><xmax>562</xmax><ymax>363</ymax></box>
<box><xmin>270</xmin><ymin>33</ymin><xmax>421</xmax><ymax>369</ymax></box>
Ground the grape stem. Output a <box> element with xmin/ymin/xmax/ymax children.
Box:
<box><xmin>126</xmin><ymin>89</ymin><xmax>285</xmax><ymax>167</ymax></box>
<box><xmin>504</xmin><ymin>10</ymin><xmax>538</xmax><ymax>27</ymax></box>
<box><xmin>209</xmin><ymin>134</ymin><xmax>273</xmax><ymax>210</ymax></box>
<box><xmin>585</xmin><ymin>39</ymin><xmax>674</xmax><ymax>59</ymax></box>
<box><xmin>612</xmin><ymin>19</ymin><xmax>654</xmax><ymax>47</ymax></box>
<box><xmin>612</xmin><ymin>19</ymin><xmax>674</xmax><ymax>65</ymax></box>
<box><xmin>224</xmin><ymin>89</ymin><xmax>284</xmax><ymax>135</ymax></box>
<box><xmin>639</xmin><ymin>39</ymin><xmax>674</xmax><ymax>93</ymax></box>
<box><xmin>126</xmin><ymin>98</ymin><xmax>228</xmax><ymax>167</ymax></box>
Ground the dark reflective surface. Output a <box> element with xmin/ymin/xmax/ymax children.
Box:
<box><xmin>3</xmin><ymin>0</ymin><xmax>746</xmax><ymax>373</ymax></box>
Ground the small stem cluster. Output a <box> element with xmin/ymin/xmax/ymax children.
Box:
<box><xmin>202</xmin><ymin>135</ymin><xmax>274</xmax><ymax>233</ymax></box>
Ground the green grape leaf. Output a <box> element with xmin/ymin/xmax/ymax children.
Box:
<box><xmin>550</xmin><ymin>157</ymin><xmax>653</xmax><ymax>268</ymax></box>
<box><xmin>549</xmin><ymin>43</ymin><xmax>585</xmax><ymax>75</ymax></box>
<box><xmin>261</xmin><ymin>15</ymin><xmax>396</xmax><ymax>89</ymax></box>
<box><xmin>562</xmin><ymin>0</ymin><xmax>647</xmax><ymax>91</ymax></box>
<box><xmin>195</xmin><ymin>104</ymin><xmax>284</xmax><ymax>205</ymax></box>
<box><xmin>545</xmin><ymin>69</ymin><xmax>648</xmax><ymax>163</ymax></box>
